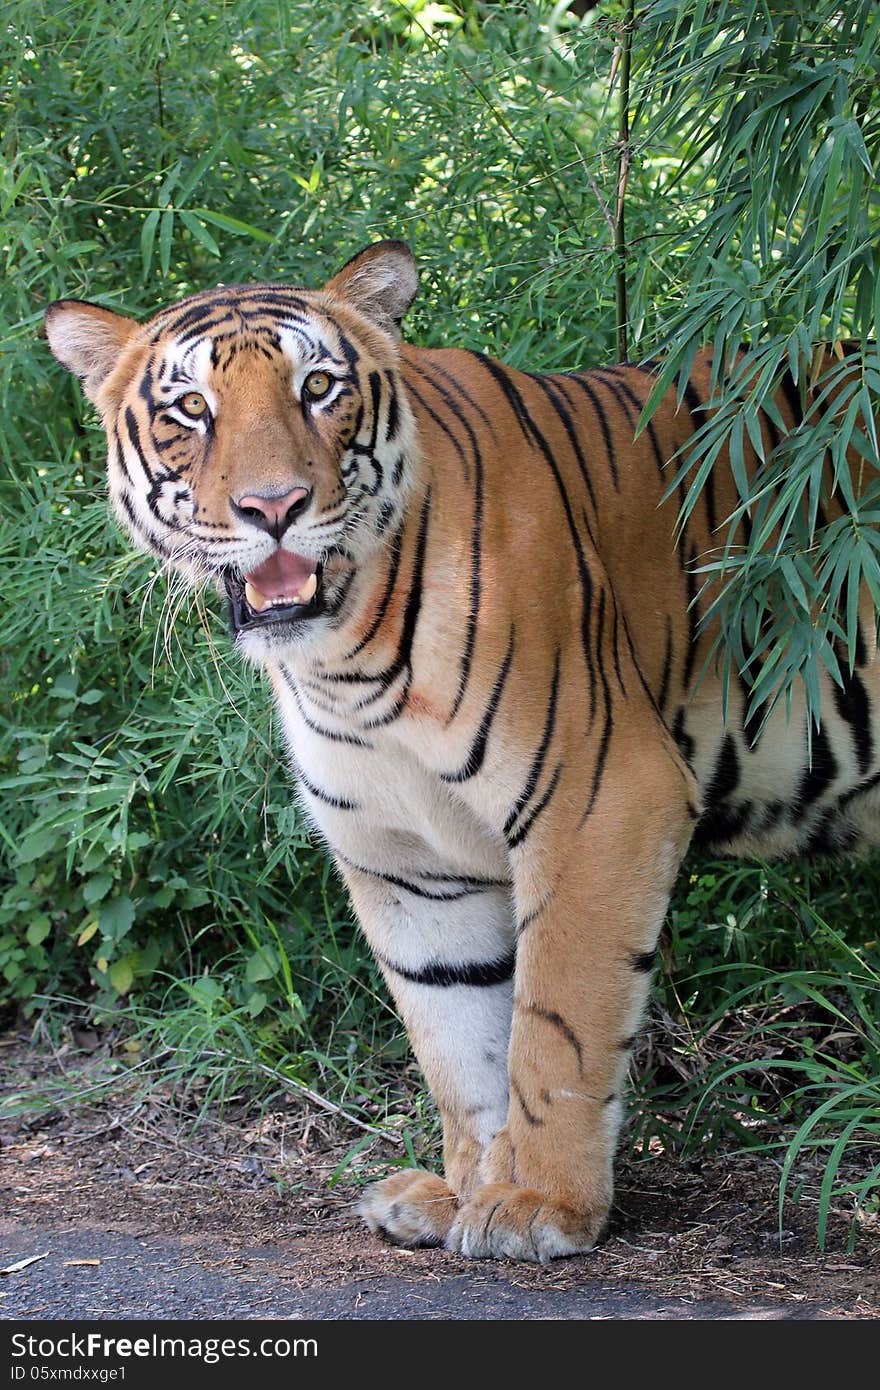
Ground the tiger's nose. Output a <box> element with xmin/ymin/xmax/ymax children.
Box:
<box><xmin>230</xmin><ymin>487</ymin><xmax>312</xmax><ymax>538</ymax></box>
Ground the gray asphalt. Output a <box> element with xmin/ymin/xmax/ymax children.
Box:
<box><xmin>0</xmin><ymin>1227</ymin><xmax>831</xmax><ymax>1320</ymax></box>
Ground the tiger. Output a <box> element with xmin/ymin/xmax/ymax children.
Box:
<box><xmin>45</xmin><ymin>239</ymin><xmax>880</xmax><ymax>1262</ymax></box>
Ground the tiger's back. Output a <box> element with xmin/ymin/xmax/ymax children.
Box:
<box><xmin>392</xmin><ymin>341</ymin><xmax>880</xmax><ymax>863</ymax></box>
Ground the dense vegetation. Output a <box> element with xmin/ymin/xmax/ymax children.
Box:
<box><xmin>1</xmin><ymin>1</ymin><xmax>878</xmax><ymax>1243</ymax></box>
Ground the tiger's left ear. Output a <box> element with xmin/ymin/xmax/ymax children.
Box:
<box><xmin>44</xmin><ymin>300</ymin><xmax>139</xmax><ymax>404</ymax></box>
<box><xmin>324</xmin><ymin>240</ymin><xmax>418</xmax><ymax>337</ymax></box>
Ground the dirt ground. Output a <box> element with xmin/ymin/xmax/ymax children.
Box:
<box><xmin>1</xmin><ymin>1032</ymin><xmax>878</xmax><ymax>1320</ymax></box>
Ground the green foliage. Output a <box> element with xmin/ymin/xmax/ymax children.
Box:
<box><xmin>635</xmin><ymin>1</ymin><xmax>880</xmax><ymax>729</ymax></box>
<box><xmin>657</xmin><ymin>860</ymin><xmax>880</xmax><ymax>1247</ymax></box>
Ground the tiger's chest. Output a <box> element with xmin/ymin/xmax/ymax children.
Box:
<box><xmin>268</xmin><ymin>662</ymin><xmax>510</xmax><ymax>886</ymax></box>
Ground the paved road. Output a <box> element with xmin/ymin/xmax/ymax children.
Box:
<box><xmin>0</xmin><ymin>1226</ymin><xmax>832</xmax><ymax>1320</ymax></box>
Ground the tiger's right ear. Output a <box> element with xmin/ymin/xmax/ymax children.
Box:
<box><xmin>44</xmin><ymin>300</ymin><xmax>139</xmax><ymax>403</ymax></box>
<box><xmin>324</xmin><ymin>241</ymin><xmax>418</xmax><ymax>337</ymax></box>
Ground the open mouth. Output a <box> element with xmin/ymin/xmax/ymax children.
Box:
<box><xmin>225</xmin><ymin>549</ymin><xmax>324</xmax><ymax>634</ymax></box>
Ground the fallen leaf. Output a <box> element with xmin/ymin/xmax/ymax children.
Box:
<box><xmin>1</xmin><ymin>1252</ymin><xmax>49</xmax><ymax>1275</ymax></box>
<box><xmin>63</xmin><ymin>1259</ymin><xmax>101</xmax><ymax>1267</ymax></box>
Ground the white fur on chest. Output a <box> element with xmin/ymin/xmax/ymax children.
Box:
<box><xmin>269</xmin><ymin>661</ymin><xmax>509</xmax><ymax>884</ymax></box>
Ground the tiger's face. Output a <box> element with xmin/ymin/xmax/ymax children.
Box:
<box><xmin>45</xmin><ymin>241</ymin><xmax>419</xmax><ymax>663</ymax></box>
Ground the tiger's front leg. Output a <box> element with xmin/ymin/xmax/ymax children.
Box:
<box><xmin>443</xmin><ymin>729</ymin><xmax>695</xmax><ymax>1262</ymax></box>
<box><xmin>340</xmin><ymin>861</ymin><xmax>516</xmax><ymax>1247</ymax></box>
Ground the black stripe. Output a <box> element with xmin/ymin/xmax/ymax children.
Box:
<box><xmin>797</xmin><ymin>722</ymin><xmax>838</xmax><ymax>809</ymax></box>
<box><xmin>355</xmin><ymin>489</ymin><xmax>432</xmax><ymax>719</ymax></box>
<box><xmin>338</xmin><ymin>855</ymin><xmax>486</xmax><ymax>902</ymax></box>
<box><xmin>525</xmin><ymin>1005</ymin><xmax>583</xmax><ymax>1071</ymax></box>
<box><xmin>385</xmin><ymin>371</ymin><xmax>400</xmax><ymax>441</ymax></box>
<box><xmin>706</xmin><ymin>733</ymin><xmax>741</xmax><ymax>804</ymax></box>
<box><xmin>470</xmin><ymin>354</ymin><xmax>599</xmax><ymax>726</ymax></box>
<box><xmin>517</xmin><ymin>891</ymin><xmax>553</xmax><ymax>934</ymax></box>
<box><xmin>657</xmin><ymin>615</ymin><xmax>674</xmax><ymax>714</ymax></box>
<box><xmin>507</xmin><ymin>762</ymin><xmax>562</xmax><ymax>850</ymax></box>
<box><xmin>839</xmin><ymin>764</ymin><xmax>880</xmax><ymax>810</ymax></box>
<box><xmin>153</xmin><ymin>300</ymin><xmax>230</xmax><ymax>341</ymax></box>
<box><xmin>692</xmin><ymin>734</ymin><xmax>744</xmax><ymax>846</ymax></box>
<box><xmin>343</xmin><ymin>521</ymin><xmax>406</xmax><ymax>659</ymax></box>
<box><xmin>504</xmin><ymin>650</ymin><xmax>562</xmax><ymax>837</ymax></box>
<box><xmin>511</xmin><ymin>1080</ymin><xmax>544</xmax><ymax>1127</ymax></box>
<box><xmin>441</xmin><ymin>625</ymin><xmax>515</xmax><ymax>783</ymax></box>
<box><xmin>595</xmin><ymin>367</ymin><xmax>671</xmax><ymax>489</ymax></box>
<box><xmin>123</xmin><ymin>405</ymin><xmax>155</xmax><ymax>483</ymax></box>
<box><xmin>417</xmin><ymin>870</ymin><xmax>508</xmax><ymax>888</ymax></box>
<box><xmin>563</xmin><ymin>372</ymin><xmax>620</xmax><ymax>488</ymax></box>
<box><xmin>672</xmin><ymin>707</ymin><xmax>695</xmax><ymax>765</ymax></box>
<box><xmin>531</xmin><ymin>375</ymin><xmax>598</xmax><ymax>512</ymax></box>
<box><xmin>405</xmin><ymin>378</ymin><xmax>470</xmax><ymax>479</ymax></box>
<box><xmin>137</xmin><ymin>359</ymin><xmax>158</xmax><ymax>419</ymax></box>
<box><xmin>298</xmin><ymin>675</ymin><xmax>354</xmax><ymax>716</ymax></box>
<box><xmin>408</xmin><ymin>362</ymin><xmax>484</xmax><ymax>722</ymax></box>
<box><xmin>832</xmin><ymin>665</ymin><xmax>873</xmax><ymax>776</ymax></box>
<box><xmin>296</xmin><ymin>768</ymin><xmax>358</xmax><ymax>811</ymax></box>
<box><xmin>620</xmin><ymin>611</ymin><xmax>673</xmax><ymax>731</ymax></box>
<box><xmin>593</xmin><ymin>369</ymin><xmax>638</xmax><ymax>426</ymax></box>
<box><xmin>418</xmin><ymin>356</ymin><xmax>496</xmax><ymax>432</ymax></box>
<box><xmin>280</xmin><ymin>665</ymin><xmax>373</xmax><ymax>748</ymax></box>
<box><xmin>117</xmin><ymin>491</ymin><xmax>171</xmax><ymax>557</ymax></box>
<box><xmin>607</xmin><ymin>585</ymin><xmax>627</xmax><ymax>697</ymax></box>
<box><xmin>367</xmin><ymin>370</ymin><xmax>382</xmax><ymax>451</ymax></box>
<box><xmin>579</xmin><ymin>585</ymin><xmax>614</xmax><ymax>825</ymax></box>
<box><xmin>630</xmin><ymin>948</ymin><xmax>658</xmax><ymax>973</ymax></box>
<box><xmin>675</xmin><ymin>375</ymin><xmax>716</xmax><ymax>537</ymax></box>
<box><xmin>580</xmin><ymin>715</ymin><xmax>612</xmax><ymax>826</ymax></box>
<box><xmin>381</xmin><ymin>951</ymin><xmax>515</xmax><ymax>988</ymax></box>
<box><xmin>336</xmin><ymin>489</ymin><xmax>428</xmax><ymax>717</ymax></box>
<box><xmin>804</xmin><ymin>808</ymin><xmax>859</xmax><ymax>856</ymax></box>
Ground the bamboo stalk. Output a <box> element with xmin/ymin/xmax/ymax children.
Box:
<box><xmin>615</xmin><ymin>0</ymin><xmax>636</xmax><ymax>363</ymax></box>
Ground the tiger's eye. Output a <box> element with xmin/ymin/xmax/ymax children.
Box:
<box><xmin>304</xmin><ymin>370</ymin><xmax>333</xmax><ymax>399</ymax></box>
<box><xmin>179</xmin><ymin>391</ymin><xmax>208</xmax><ymax>418</ymax></box>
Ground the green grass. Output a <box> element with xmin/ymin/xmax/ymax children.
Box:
<box><xmin>637</xmin><ymin>860</ymin><xmax>880</xmax><ymax>1247</ymax></box>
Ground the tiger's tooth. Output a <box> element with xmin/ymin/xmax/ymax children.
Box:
<box><xmin>244</xmin><ymin>581</ymin><xmax>269</xmax><ymax>612</ymax></box>
<box><xmin>300</xmin><ymin>572</ymin><xmax>318</xmax><ymax>602</ymax></box>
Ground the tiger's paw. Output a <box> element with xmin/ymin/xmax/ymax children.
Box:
<box><xmin>445</xmin><ymin>1183</ymin><xmax>605</xmax><ymax>1263</ymax></box>
<box><xmin>358</xmin><ymin>1170</ymin><xmax>459</xmax><ymax>1248</ymax></box>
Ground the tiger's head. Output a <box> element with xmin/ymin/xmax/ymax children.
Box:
<box><xmin>45</xmin><ymin>240</ymin><xmax>419</xmax><ymax>663</ymax></box>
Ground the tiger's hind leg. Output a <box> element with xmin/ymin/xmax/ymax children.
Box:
<box><xmin>446</xmin><ymin>726</ymin><xmax>695</xmax><ymax>1262</ymax></box>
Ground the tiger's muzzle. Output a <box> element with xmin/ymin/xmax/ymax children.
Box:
<box><xmin>224</xmin><ymin>546</ymin><xmax>325</xmax><ymax>634</ymax></box>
